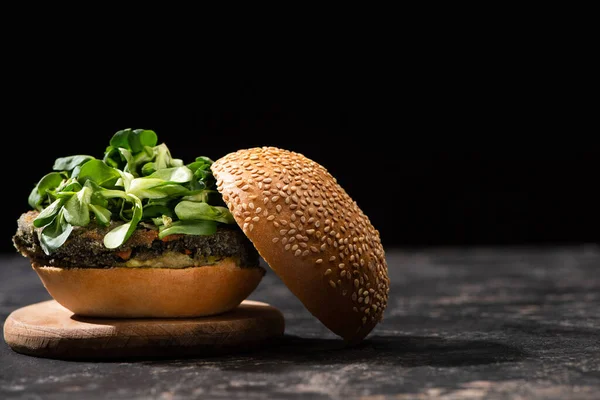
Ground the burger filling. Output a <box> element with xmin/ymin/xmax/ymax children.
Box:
<box><xmin>13</xmin><ymin>211</ymin><xmax>261</xmax><ymax>270</ymax></box>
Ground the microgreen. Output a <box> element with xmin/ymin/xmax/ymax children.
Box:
<box><xmin>174</xmin><ymin>201</ymin><xmax>235</xmax><ymax>224</ymax></box>
<box><xmin>28</xmin><ymin>172</ymin><xmax>64</xmax><ymax>210</ymax></box>
<box><xmin>28</xmin><ymin>129</ymin><xmax>234</xmax><ymax>254</ymax></box>
<box><xmin>158</xmin><ymin>220</ymin><xmax>217</xmax><ymax>239</ymax></box>
<box><xmin>53</xmin><ymin>155</ymin><xmax>95</xmax><ymax>172</ymax></box>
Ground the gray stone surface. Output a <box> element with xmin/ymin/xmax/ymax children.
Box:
<box><xmin>1</xmin><ymin>246</ymin><xmax>599</xmax><ymax>399</ymax></box>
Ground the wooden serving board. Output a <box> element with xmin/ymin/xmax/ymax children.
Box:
<box><xmin>3</xmin><ymin>299</ymin><xmax>285</xmax><ymax>360</ymax></box>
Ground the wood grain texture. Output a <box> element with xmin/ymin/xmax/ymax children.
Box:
<box><xmin>3</xmin><ymin>299</ymin><xmax>284</xmax><ymax>360</ymax></box>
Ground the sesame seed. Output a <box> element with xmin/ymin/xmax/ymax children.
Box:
<box><xmin>329</xmin><ymin>280</ymin><xmax>336</xmax><ymax>288</ymax></box>
<box><xmin>211</xmin><ymin>146</ymin><xmax>390</xmax><ymax>320</ymax></box>
<box><xmin>252</xmin><ymin>217</ymin><xmax>260</xmax><ymax>222</ymax></box>
<box><xmin>295</xmin><ymin>250</ymin><xmax>302</xmax><ymax>256</ymax></box>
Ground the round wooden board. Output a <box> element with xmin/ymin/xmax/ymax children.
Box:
<box><xmin>3</xmin><ymin>299</ymin><xmax>285</xmax><ymax>360</ymax></box>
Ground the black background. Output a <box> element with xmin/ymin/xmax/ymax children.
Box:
<box><xmin>3</xmin><ymin>58</ymin><xmax>598</xmax><ymax>253</ymax></box>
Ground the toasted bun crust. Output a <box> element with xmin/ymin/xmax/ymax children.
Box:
<box><xmin>212</xmin><ymin>147</ymin><xmax>390</xmax><ymax>343</ymax></box>
<box><xmin>32</xmin><ymin>259</ymin><xmax>265</xmax><ymax>318</ymax></box>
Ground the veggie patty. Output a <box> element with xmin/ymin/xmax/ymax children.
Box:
<box><xmin>14</xmin><ymin>211</ymin><xmax>261</xmax><ymax>269</ymax></box>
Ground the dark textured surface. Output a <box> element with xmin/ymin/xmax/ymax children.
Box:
<box><xmin>1</xmin><ymin>246</ymin><xmax>599</xmax><ymax>399</ymax></box>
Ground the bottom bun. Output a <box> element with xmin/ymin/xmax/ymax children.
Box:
<box><xmin>32</xmin><ymin>258</ymin><xmax>265</xmax><ymax>318</ymax></box>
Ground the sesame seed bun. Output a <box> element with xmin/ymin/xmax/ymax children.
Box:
<box><xmin>212</xmin><ymin>147</ymin><xmax>390</xmax><ymax>344</ymax></box>
<box><xmin>31</xmin><ymin>258</ymin><xmax>265</xmax><ymax>318</ymax></box>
